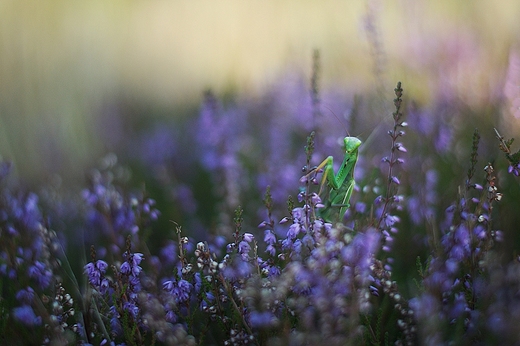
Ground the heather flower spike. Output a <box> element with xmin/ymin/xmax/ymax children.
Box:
<box><xmin>376</xmin><ymin>81</ymin><xmax>406</xmax><ymax>243</ymax></box>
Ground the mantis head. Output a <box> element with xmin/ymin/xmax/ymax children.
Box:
<box><xmin>343</xmin><ymin>137</ymin><xmax>362</xmax><ymax>154</ymax></box>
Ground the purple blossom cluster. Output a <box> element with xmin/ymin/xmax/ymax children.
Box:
<box><xmin>84</xmin><ymin>241</ymin><xmax>146</xmax><ymax>343</ymax></box>
<box><xmin>408</xmin><ymin>133</ymin><xmax>507</xmax><ymax>343</ymax></box>
<box><xmin>0</xmin><ymin>162</ymin><xmax>79</xmax><ymax>343</ymax></box>
<box><xmin>80</xmin><ymin>155</ymin><xmax>160</xmax><ymax>257</ymax></box>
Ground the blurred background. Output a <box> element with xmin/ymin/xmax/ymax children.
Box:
<box><xmin>0</xmin><ymin>0</ymin><xmax>519</xmax><ymax>184</ymax></box>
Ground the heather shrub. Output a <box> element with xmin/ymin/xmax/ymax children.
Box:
<box><xmin>1</xmin><ymin>66</ymin><xmax>520</xmax><ymax>346</ymax></box>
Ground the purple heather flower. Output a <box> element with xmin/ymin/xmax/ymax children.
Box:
<box><xmin>292</xmin><ymin>239</ymin><xmax>303</xmax><ymax>255</ymax></box>
<box><xmin>425</xmin><ymin>269</ymin><xmax>452</xmax><ymax>292</ymax></box>
<box><xmin>301</xmin><ymin>233</ymin><xmax>314</xmax><ymax>249</ymax></box>
<box><xmin>268</xmin><ymin>265</ymin><xmax>281</xmax><ymax>277</ymax></box>
<box><xmin>124</xmin><ymin>301</ymin><xmax>139</xmax><ymax>319</ymax></box>
<box><xmin>395</xmin><ymin>143</ymin><xmax>407</xmax><ymax>152</ymax></box>
<box><xmin>163</xmin><ymin>280</ymin><xmax>177</xmax><ymax>292</ymax></box>
<box><xmin>383</xmin><ymin>214</ymin><xmax>400</xmax><ymax>228</ymax></box>
<box><xmin>409</xmin><ymin>294</ymin><xmax>439</xmax><ymax>320</ymax></box>
<box><xmin>445</xmin><ymin>259</ymin><xmax>459</xmax><ymax>274</ymax></box>
<box><xmin>264</xmin><ymin>229</ymin><xmax>276</xmax><ymax>246</ymax></box>
<box><xmin>194</xmin><ymin>272</ymin><xmax>202</xmax><ymax>293</ymax></box>
<box><xmin>341</xmin><ymin>228</ymin><xmax>380</xmax><ymax>269</ymax></box>
<box><xmin>310</xmin><ymin>193</ymin><xmax>322</xmax><ymax>206</ymax></box>
<box><xmin>292</xmin><ymin>207</ymin><xmax>305</xmax><ymax>221</ymax></box>
<box><xmin>450</xmin><ymin>292</ymin><xmax>468</xmax><ymax>319</ymax></box>
<box><xmin>258</xmin><ymin>221</ymin><xmax>268</xmax><ymax>228</ymax></box>
<box><xmin>287</xmin><ymin>223</ymin><xmax>301</xmax><ymax>239</ymax></box>
<box><xmin>166</xmin><ymin>310</ymin><xmax>179</xmax><ymax>324</ymax></box>
<box><xmin>13</xmin><ymin>305</ymin><xmax>42</xmax><ymax>326</ymax></box>
<box><xmin>15</xmin><ymin>287</ymin><xmax>36</xmax><ymax>304</ymax></box>
<box><xmin>249</xmin><ymin>311</ymin><xmax>276</xmax><ymax>328</ymax></box>
<box><xmin>391</xmin><ymin>176</ymin><xmax>400</xmax><ymax>185</ymax></box>
<box><xmin>117</xmin><ymin>250</ymin><xmax>144</xmax><ymax>314</ymax></box>
<box><xmin>474</xmin><ymin>225</ymin><xmax>487</xmax><ymax>240</ymax></box>
<box><xmin>85</xmin><ymin>259</ymin><xmax>110</xmax><ymax>293</ymax></box>
<box><xmin>19</xmin><ymin>193</ymin><xmax>41</xmax><ymax>232</ymax></box>
<box><xmin>279</xmin><ymin>216</ymin><xmax>290</xmax><ymax>224</ymax></box>
<box><xmin>92</xmin><ymin>260</ymin><xmax>106</xmax><ymax>272</ymax></box>
<box><xmin>4</xmin><ymin>265</ymin><xmax>17</xmax><ymax>280</ymax></box>
<box><xmin>291</xmin><ymin>267</ymin><xmax>312</xmax><ymax>295</ymax></box>
<box><xmin>266</xmin><ymin>244</ymin><xmax>276</xmax><ymax>256</ymax></box>
<box><xmin>132</xmin><ymin>252</ymin><xmax>143</xmax><ymax>267</ymax></box>
<box><xmin>28</xmin><ymin>261</ymin><xmax>53</xmax><ymax>289</ymax></box>
<box><xmin>163</xmin><ymin>278</ymin><xmax>193</xmax><ymax>303</ymax></box>
<box><xmin>200</xmin><ymin>291</ymin><xmax>215</xmax><ymax>311</ymax></box>
<box><xmin>242</xmin><ymin>233</ymin><xmax>254</xmax><ymax>243</ymax></box>
<box><xmin>222</xmin><ymin>258</ymin><xmax>253</xmax><ymax>281</ymax></box>
<box><xmin>281</xmin><ymin>238</ymin><xmax>293</xmax><ymax>252</ymax></box>
<box><xmin>374</xmin><ymin>195</ymin><xmax>384</xmax><ymax>205</ymax></box>
<box><xmin>238</xmin><ymin>241</ymin><xmax>251</xmax><ymax>260</ymax></box>
<box><xmin>6</xmin><ymin>226</ymin><xmax>18</xmax><ymax>236</ymax></box>
<box><xmin>84</xmin><ymin>263</ymin><xmax>97</xmax><ymax>281</ymax></box>
<box><xmin>449</xmin><ymin>245</ymin><xmax>466</xmax><ymax>261</ymax></box>
<box><xmin>120</xmin><ymin>261</ymin><xmax>131</xmax><ymax>275</ymax></box>
<box><xmin>508</xmin><ymin>163</ymin><xmax>520</xmax><ymax>176</ymax></box>
<box><xmin>297</xmin><ymin>191</ymin><xmax>306</xmax><ymax>203</ymax></box>
<box><xmin>354</xmin><ymin>201</ymin><xmax>367</xmax><ymax>214</ymax></box>
<box><xmin>160</xmin><ymin>241</ymin><xmax>178</xmax><ymax>265</ymax></box>
<box><xmin>121</xmin><ymin>252</ymin><xmax>143</xmax><ymax>277</ymax></box>
<box><xmin>454</xmin><ymin>225</ymin><xmax>470</xmax><ymax>246</ymax></box>
<box><xmin>109</xmin><ymin>305</ymin><xmax>123</xmax><ymax>335</ymax></box>
<box><xmin>176</xmin><ymin>279</ymin><xmax>193</xmax><ymax>302</ymax></box>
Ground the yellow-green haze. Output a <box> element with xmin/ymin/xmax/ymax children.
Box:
<box><xmin>0</xmin><ymin>0</ymin><xmax>518</xmax><ymax>183</ymax></box>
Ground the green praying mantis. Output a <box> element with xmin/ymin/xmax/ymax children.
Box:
<box><xmin>307</xmin><ymin>82</ymin><xmax>402</xmax><ymax>223</ymax></box>
<box><xmin>309</xmin><ymin>136</ymin><xmax>362</xmax><ymax>223</ymax></box>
